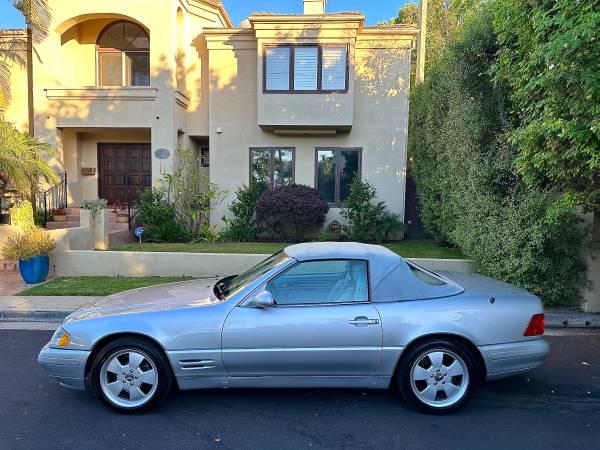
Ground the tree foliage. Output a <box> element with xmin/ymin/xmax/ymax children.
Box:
<box><xmin>0</xmin><ymin>1</ymin><xmax>51</xmax><ymax>110</ymax></box>
<box><xmin>0</xmin><ymin>120</ymin><xmax>58</xmax><ymax>199</ymax></box>
<box><xmin>491</xmin><ymin>0</ymin><xmax>600</xmax><ymax>210</ymax></box>
<box><xmin>409</xmin><ymin>7</ymin><xmax>587</xmax><ymax>306</ymax></box>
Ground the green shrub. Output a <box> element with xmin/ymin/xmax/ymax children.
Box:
<box><xmin>341</xmin><ymin>178</ymin><xmax>403</xmax><ymax>243</ymax></box>
<box><xmin>255</xmin><ymin>184</ymin><xmax>328</xmax><ymax>242</ymax></box>
<box><xmin>409</xmin><ymin>7</ymin><xmax>587</xmax><ymax>306</ymax></box>
<box><xmin>137</xmin><ymin>188</ymin><xmax>188</xmax><ymax>243</ymax></box>
<box><xmin>221</xmin><ymin>183</ymin><xmax>262</xmax><ymax>242</ymax></box>
<box><xmin>161</xmin><ymin>148</ymin><xmax>225</xmax><ymax>236</ymax></box>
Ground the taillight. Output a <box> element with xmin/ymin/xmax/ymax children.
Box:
<box><xmin>524</xmin><ymin>313</ymin><xmax>545</xmax><ymax>336</ymax></box>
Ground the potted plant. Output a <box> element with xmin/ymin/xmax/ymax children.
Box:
<box><xmin>51</xmin><ymin>207</ymin><xmax>67</xmax><ymax>222</ymax></box>
<box><xmin>0</xmin><ymin>230</ymin><xmax>56</xmax><ymax>284</ymax></box>
<box><xmin>112</xmin><ymin>202</ymin><xmax>129</xmax><ymax>223</ymax></box>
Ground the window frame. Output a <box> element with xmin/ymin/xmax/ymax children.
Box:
<box><xmin>314</xmin><ymin>147</ymin><xmax>363</xmax><ymax>205</ymax></box>
<box><xmin>96</xmin><ymin>20</ymin><xmax>150</xmax><ymax>87</ymax></box>
<box><xmin>249</xmin><ymin>147</ymin><xmax>296</xmax><ymax>190</ymax></box>
<box><xmin>264</xmin><ymin>258</ymin><xmax>372</xmax><ymax>307</ymax></box>
<box><xmin>263</xmin><ymin>44</ymin><xmax>349</xmax><ymax>94</ymax></box>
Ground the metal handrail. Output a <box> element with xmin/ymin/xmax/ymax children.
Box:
<box><xmin>39</xmin><ymin>172</ymin><xmax>67</xmax><ymax>227</ymax></box>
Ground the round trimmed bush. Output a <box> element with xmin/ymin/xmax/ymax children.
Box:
<box><xmin>255</xmin><ymin>184</ymin><xmax>328</xmax><ymax>242</ymax></box>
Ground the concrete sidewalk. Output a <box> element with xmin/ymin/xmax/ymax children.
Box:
<box><xmin>0</xmin><ymin>295</ymin><xmax>598</xmax><ymax>327</ymax></box>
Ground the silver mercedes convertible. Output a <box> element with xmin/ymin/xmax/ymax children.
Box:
<box><xmin>38</xmin><ymin>243</ymin><xmax>549</xmax><ymax>414</ymax></box>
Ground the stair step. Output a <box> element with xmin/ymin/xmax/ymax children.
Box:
<box><xmin>109</xmin><ymin>223</ymin><xmax>130</xmax><ymax>231</ymax></box>
<box><xmin>46</xmin><ymin>221</ymin><xmax>81</xmax><ymax>230</ymax></box>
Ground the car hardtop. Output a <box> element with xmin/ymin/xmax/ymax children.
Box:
<box><xmin>283</xmin><ymin>242</ymin><xmax>464</xmax><ymax>302</ymax></box>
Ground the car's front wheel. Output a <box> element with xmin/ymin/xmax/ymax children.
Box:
<box><xmin>89</xmin><ymin>337</ymin><xmax>173</xmax><ymax>413</ymax></box>
<box><xmin>397</xmin><ymin>339</ymin><xmax>479</xmax><ymax>414</ymax></box>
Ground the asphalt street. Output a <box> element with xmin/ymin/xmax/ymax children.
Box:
<box><xmin>0</xmin><ymin>329</ymin><xmax>599</xmax><ymax>450</ymax></box>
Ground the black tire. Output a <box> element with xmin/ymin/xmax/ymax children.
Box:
<box><xmin>88</xmin><ymin>337</ymin><xmax>173</xmax><ymax>413</ymax></box>
<box><xmin>397</xmin><ymin>338</ymin><xmax>479</xmax><ymax>414</ymax></box>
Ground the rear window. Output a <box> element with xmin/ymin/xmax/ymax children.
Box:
<box><xmin>408</xmin><ymin>263</ymin><xmax>447</xmax><ymax>286</ymax></box>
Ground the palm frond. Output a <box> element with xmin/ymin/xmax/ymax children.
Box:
<box><xmin>0</xmin><ymin>120</ymin><xmax>59</xmax><ymax>197</ymax></box>
<box><xmin>12</xmin><ymin>0</ymin><xmax>51</xmax><ymax>43</ymax></box>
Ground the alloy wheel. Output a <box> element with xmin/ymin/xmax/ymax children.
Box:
<box><xmin>99</xmin><ymin>348</ymin><xmax>158</xmax><ymax>409</ymax></box>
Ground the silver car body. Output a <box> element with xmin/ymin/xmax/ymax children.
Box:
<box><xmin>38</xmin><ymin>243</ymin><xmax>549</xmax><ymax>392</ymax></box>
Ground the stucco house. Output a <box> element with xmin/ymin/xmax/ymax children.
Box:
<box><xmin>2</xmin><ymin>0</ymin><xmax>417</xmax><ymax>228</ymax></box>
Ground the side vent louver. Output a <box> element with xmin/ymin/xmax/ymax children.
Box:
<box><xmin>179</xmin><ymin>359</ymin><xmax>216</xmax><ymax>370</ymax></box>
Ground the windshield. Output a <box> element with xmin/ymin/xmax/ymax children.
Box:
<box><xmin>214</xmin><ymin>252</ymin><xmax>289</xmax><ymax>299</ymax></box>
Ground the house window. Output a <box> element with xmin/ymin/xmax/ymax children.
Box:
<box><xmin>200</xmin><ymin>147</ymin><xmax>209</xmax><ymax>168</ymax></box>
<box><xmin>97</xmin><ymin>20</ymin><xmax>150</xmax><ymax>87</ymax></box>
<box><xmin>264</xmin><ymin>45</ymin><xmax>348</xmax><ymax>93</ymax></box>
<box><xmin>315</xmin><ymin>148</ymin><xmax>361</xmax><ymax>204</ymax></box>
<box><xmin>250</xmin><ymin>148</ymin><xmax>295</xmax><ymax>192</ymax></box>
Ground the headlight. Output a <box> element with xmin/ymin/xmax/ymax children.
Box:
<box><xmin>49</xmin><ymin>327</ymin><xmax>71</xmax><ymax>348</ymax></box>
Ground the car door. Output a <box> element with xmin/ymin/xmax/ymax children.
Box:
<box><xmin>221</xmin><ymin>259</ymin><xmax>383</xmax><ymax>377</ymax></box>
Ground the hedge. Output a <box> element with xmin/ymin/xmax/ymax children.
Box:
<box><xmin>409</xmin><ymin>8</ymin><xmax>587</xmax><ymax>306</ymax></box>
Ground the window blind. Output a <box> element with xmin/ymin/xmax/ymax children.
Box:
<box><xmin>293</xmin><ymin>47</ymin><xmax>318</xmax><ymax>91</ymax></box>
<box><xmin>321</xmin><ymin>47</ymin><xmax>347</xmax><ymax>91</ymax></box>
<box><xmin>265</xmin><ymin>47</ymin><xmax>290</xmax><ymax>91</ymax></box>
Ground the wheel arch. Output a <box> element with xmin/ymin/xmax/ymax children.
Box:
<box><xmin>84</xmin><ymin>332</ymin><xmax>170</xmax><ymax>378</ymax></box>
<box><xmin>392</xmin><ymin>333</ymin><xmax>487</xmax><ymax>383</ymax></box>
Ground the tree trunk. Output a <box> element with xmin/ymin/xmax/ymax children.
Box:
<box><xmin>26</xmin><ymin>25</ymin><xmax>34</xmax><ymax>136</ymax></box>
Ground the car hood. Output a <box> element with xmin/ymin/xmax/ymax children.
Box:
<box><xmin>65</xmin><ymin>279</ymin><xmax>221</xmax><ymax>322</ymax></box>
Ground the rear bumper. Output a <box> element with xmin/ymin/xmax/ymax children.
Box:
<box><xmin>38</xmin><ymin>344</ymin><xmax>91</xmax><ymax>390</ymax></box>
<box><xmin>479</xmin><ymin>338</ymin><xmax>549</xmax><ymax>380</ymax></box>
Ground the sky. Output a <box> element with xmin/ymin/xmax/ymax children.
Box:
<box><xmin>0</xmin><ymin>0</ymin><xmax>411</xmax><ymax>29</ymax></box>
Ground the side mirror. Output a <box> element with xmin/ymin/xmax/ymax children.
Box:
<box><xmin>253</xmin><ymin>290</ymin><xmax>275</xmax><ymax>308</ymax></box>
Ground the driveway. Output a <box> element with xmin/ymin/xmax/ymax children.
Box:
<box><xmin>0</xmin><ymin>329</ymin><xmax>598</xmax><ymax>450</ymax></box>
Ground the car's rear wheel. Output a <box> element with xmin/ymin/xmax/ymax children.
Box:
<box><xmin>397</xmin><ymin>339</ymin><xmax>478</xmax><ymax>414</ymax></box>
<box><xmin>89</xmin><ymin>337</ymin><xmax>172</xmax><ymax>413</ymax></box>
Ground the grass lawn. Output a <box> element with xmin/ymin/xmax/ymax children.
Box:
<box><xmin>110</xmin><ymin>239</ymin><xmax>464</xmax><ymax>259</ymax></box>
<box><xmin>19</xmin><ymin>276</ymin><xmax>193</xmax><ymax>296</ymax></box>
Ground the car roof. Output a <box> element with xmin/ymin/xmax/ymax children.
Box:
<box><xmin>284</xmin><ymin>242</ymin><xmax>402</xmax><ymax>288</ymax></box>
<box><xmin>284</xmin><ymin>242</ymin><xmax>463</xmax><ymax>302</ymax></box>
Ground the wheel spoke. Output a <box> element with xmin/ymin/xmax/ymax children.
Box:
<box><xmin>106</xmin><ymin>358</ymin><xmax>125</xmax><ymax>375</ymax></box>
<box><xmin>127</xmin><ymin>352</ymin><xmax>145</xmax><ymax>371</ymax></box>
<box><xmin>443</xmin><ymin>382</ymin><xmax>460</xmax><ymax>398</ymax></box>
<box><xmin>128</xmin><ymin>386</ymin><xmax>146</xmax><ymax>402</ymax></box>
<box><xmin>413</xmin><ymin>365</ymin><xmax>431</xmax><ymax>381</ymax></box>
<box><xmin>427</xmin><ymin>351</ymin><xmax>444</xmax><ymax>369</ymax></box>
<box><xmin>137</xmin><ymin>368</ymin><xmax>156</xmax><ymax>385</ymax></box>
<box><xmin>419</xmin><ymin>385</ymin><xmax>437</xmax><ymax>401</ymax></box>
<box><xmin>445</xmin><ymin>360</ymin><xmax>464</xmax><ymax>377</ymax></box>
<box><xmin>105</xmin><ymin>381</ymin><xmax>123</xmax><ymax>397</ymax></box>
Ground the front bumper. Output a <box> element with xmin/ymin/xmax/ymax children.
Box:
<box><xmin>38</xmin><ymin>344</ymin><xmax>91</xmax><ymax>390</ymax></box>
<box><xmin>480</xmin><ymin>338</ymin><xmax>550</xmax><ymax>380</ymax></box>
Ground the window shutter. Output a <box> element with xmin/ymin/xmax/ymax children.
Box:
<box><xmin>294</xmin><ymin>47</ymin><xmax>319</xmax><ymax>91</ymax></box>
<box><xmin>321</xmin><ymin>47</ymin><xmax>347</xmax><ymax>91</ymax></box>
<box><xmin>265</xmin><ymin>47</ymin><xmax>290</xmax><ymax>91</ymax></box>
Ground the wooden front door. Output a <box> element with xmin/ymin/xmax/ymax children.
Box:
<box><xmin>98</xmin><ymin>143</ymin><xmax>151</xmax><ymax>205</ymax></box>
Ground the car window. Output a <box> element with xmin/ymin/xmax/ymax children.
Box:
<box><xmin>266</xmin><ymin>259</ymin><xmax>368</xmax><ymax>305</ymax></box>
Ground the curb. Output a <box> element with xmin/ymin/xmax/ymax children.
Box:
<box><xmin>0</xmin><ymin>310</ymin><xmax>69</xmax><ymax>323</ymax></box>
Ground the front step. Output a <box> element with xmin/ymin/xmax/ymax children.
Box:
<box><xmin>46</xmin><ymin>221</ymin><xmax>81</xmax><ymax>230</ymax></box>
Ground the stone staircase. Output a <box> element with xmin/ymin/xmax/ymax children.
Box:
<box><xmin>45</xmin><ymin>208</ymin><xmax>133</xmax><ymax>247</ymax></box>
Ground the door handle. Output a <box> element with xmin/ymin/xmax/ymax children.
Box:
<box><xmin>348</xmin><ymin>316</ymin><xmax>379</xmax><ymax>326</ymax></box>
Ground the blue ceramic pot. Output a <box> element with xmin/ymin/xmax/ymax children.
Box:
<box><xmin>19</xmin><ymin>255</ymin><xmax>50</xmax><ymax>284</ymax></box>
